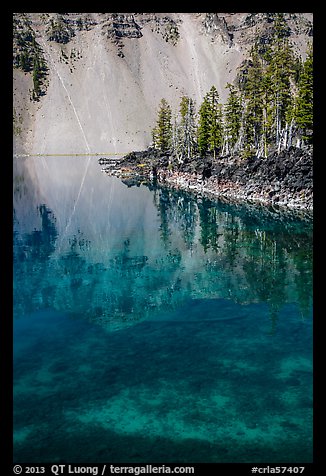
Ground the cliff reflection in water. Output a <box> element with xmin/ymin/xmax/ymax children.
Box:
<box><xmin>13</xmin><ymin>157</ymin><xmax>312</xmax><ymax>333</ymax></box>
<box><xmin>13</xmin><ymin>156</ymin><xmax>313</xmax><ymax>463</ymax></box>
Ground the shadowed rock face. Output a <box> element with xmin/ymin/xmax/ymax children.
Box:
<box><xmin>13</xmin><ymin>13</ymin><xmax>313</xmax><ymax>155</ymax></box>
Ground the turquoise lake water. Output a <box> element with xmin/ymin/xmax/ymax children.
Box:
<box><xmin>13</xmin><ymin>156</ymin><xmax>313</xmax><ymax>463</ymax></box>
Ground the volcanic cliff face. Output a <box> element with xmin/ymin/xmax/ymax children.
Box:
<box><xmin>13</xmin><ymin>13</ymin><xmax>313</xmax><ymax>155</ymax></box>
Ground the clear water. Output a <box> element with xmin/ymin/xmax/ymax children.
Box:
<box><xmin>13</xmin><ymin>156</ymin><xmax>313</xmax><ymax>463</ymax></box>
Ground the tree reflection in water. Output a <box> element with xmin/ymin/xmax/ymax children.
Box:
<box><xmin>14</xmin><ymin>179</ymin><xmax>312</xmax><ymax>333</ymax></box>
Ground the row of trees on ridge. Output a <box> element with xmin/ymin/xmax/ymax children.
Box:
<box><xmin>152</xmin><ymin>14</ymin><xmax>313</xmax><ymax>160</ymax></box>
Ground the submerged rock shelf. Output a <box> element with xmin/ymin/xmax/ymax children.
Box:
<box><xmin>100</xmin><ymin>146</ymin><xmax>313</xmax><ymax>213</ymax></box>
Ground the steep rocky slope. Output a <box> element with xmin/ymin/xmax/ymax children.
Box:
<box><xmin>13</xmin><ymin>12</ymin><xmax>313</xmax><ymax>155</ymax></box>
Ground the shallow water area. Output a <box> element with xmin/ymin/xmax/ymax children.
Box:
<box><xmin>13</xmin><ymin>155</ymin><xmax>313</xmax><ymax>463</ymax></box>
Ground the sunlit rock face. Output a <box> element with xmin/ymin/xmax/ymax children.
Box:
<box><xmin>13</xmin><ymin>13</ymin><xmax>312</xmax><ymax>155</ymax></box>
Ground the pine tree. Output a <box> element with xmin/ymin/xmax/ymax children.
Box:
<box><xmin>172</xmin><ymin>114</ymin><xmax>182</xmax><ymax>161</ymax></box>
<box><xmin>224</xmin><ymin>83</ymin><xmax>242</xmax><ymax>154</ymax></box>
<box><xmin>179</xmin><ymin>95</ymin><xmax>197</xmax><ymax>160</ymax></box>
<box><xmin>242</xmin><ymin>45</ymin><xmax>264</xmax><ymax>156</ymax></box>
<box><xmin>198</xmin><ymin>86</ymin><xmax>223</xmax><ymax>159</ymax></box>
<box><xmin>207</xmin><ymin>86</ymin><xmax>223</xmax><ymax>159</ymax></box>
<box><xmin>197</xmin><ymin>96</ymin><xmax>210</xmax><ymax>157</ymax></box>
<box><xmin>294</xmin><ymin>44</ymin><xmax>313</xmax><ymax>143</ymax></box>
<box><xmin>152</xmin><ymin>98</ymin><xmax>172</xmax><ymax>152</ymax></box>
<box><xmin>266</xmin><ymin>13</ymin><xmax>295</xmax><ymax>150</ymax></box>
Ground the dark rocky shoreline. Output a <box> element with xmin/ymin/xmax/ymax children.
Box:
<box><xmin>99</xmin><ymin>146</ymin><xmax>313</xmax><ymax>214</ymax></box>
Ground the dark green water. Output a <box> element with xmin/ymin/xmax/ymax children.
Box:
<box><xmin>13</xmin><ymin>156</ymin><xmax>313</xmax><ymax>463</ymax></box>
